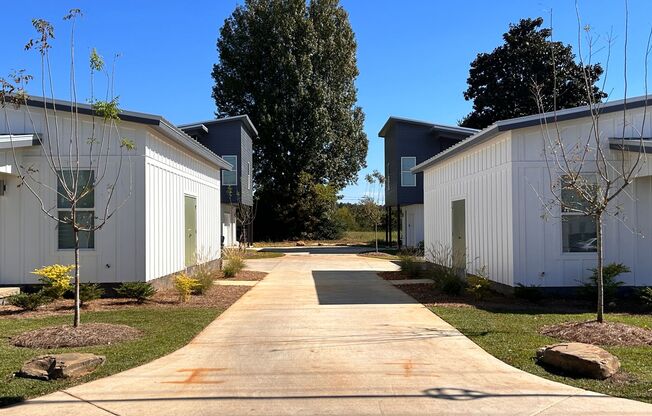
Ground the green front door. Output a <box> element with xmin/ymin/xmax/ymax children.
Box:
<box><xmin>451</xmin><ymin>199</ymin><xmax>466</xmax><ymax>273</ymax></box>
<box><xmin>184</xmin><ymin>195</ymin><xmax>197</xmax><ymax>267</ymax></box>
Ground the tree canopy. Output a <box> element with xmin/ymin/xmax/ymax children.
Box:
<box><xmin>460</xmin><ymin>17</ymin><xmax>607</xmax><ymax>129</ymax></box>
<box><xmin>212</xmin><ymin>0</ymin><xmax>367</xmax><ymax>240</ymax></box>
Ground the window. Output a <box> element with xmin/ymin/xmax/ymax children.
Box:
<box><xmin>401</xmin><ymin>157</ymin><xmax>416</xmax><ymax>187</ymax></box>
<box><xmin>222</xmin><ymin>155</ymin><xmax>237</xmax><ymax>186</ymax></box>
<box><xmin>386</xmin><ymin>162</ymin><xmax>390</xmax><ymax>191</ymax></box>
<box><xmin>561</xmin><ymin>176</ymin><xmax>597</xmax><ymax>253</ymax></box>
<box><xmin>247</xmin><ymin>161</ymin><xmax>252</xmax><ymax>190</ymax></box>
<box><xmin>57</xmin><ymin>170</ymin><xmax>95</xmax><ymax>249</ymax></box>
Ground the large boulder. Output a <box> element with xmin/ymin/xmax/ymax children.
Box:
<box><xmin>17</xmin><ymin>353</ymin><xmax>105</xmax><ymax>381</ymax></box>
<box><xmin>536</xmin><ymin>342</ymin><xmax>620</xmax><ymax>379</ymax></box>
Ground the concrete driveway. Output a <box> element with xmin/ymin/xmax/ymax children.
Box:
<box><xmin>3</xmin><ymin>253</ymin><xmax>652</xmax><ymax>415</ymax></box>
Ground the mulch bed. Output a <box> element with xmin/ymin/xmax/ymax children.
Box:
<box><xmin>360</xmin><ymin>252</ymin><xmax>397</xmax><ymax>259</ymax></box>
<box><xmin>540</xmin><ymin>320</ymin><xmax>652</xmax><ymax>347</ymax></box>
<box><xmin>0</xmin><ymin>284</ymin><xmax>252</xmax><ymax>320</ymax></box>
<box><xmin>11</xmin><ymin>323</ymin><xmax>142</xmax><ymax>348</ymax></box>
<box><xmin>215</xmin><ymin>270</ymin><xmax>267</xmax><ymax>281</ymax></box>
<box><xmin>395</xmin><ymin>283</ymin><xmax>588</xmax><ymax>313</ymax></box>
<box><xmin>378</xmin><ymin>271</ymin><xmax>412</xmax><ymax>280</ymax></box>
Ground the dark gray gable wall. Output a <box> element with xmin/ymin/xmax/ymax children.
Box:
<box><xmin>383</xmin><ymin>121</ymin><xmax>472</xmax><ymax>206</ymax></box>
<box><xmin>180</xmin><ymin>119</ymin><xmax>254</xmax><ymax>207</ymax></box>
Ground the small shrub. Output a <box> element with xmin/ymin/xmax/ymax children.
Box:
<box><xmin>174</xmin><ymin>273</ymin><xmax>200</xmax><ymax>302</ymax></box>
<box><xmin>579</xmin><ymin>263</ymin><xmax>629</xmax><ymax>303</ymax></box>
<box><xmin>466</xmin><ymin>267</ymin><xmax>492</xmax><ymax>300</ymax></box>
<box><xmin>31</xmin><ymin>264</ymin><xmax>74</xmax><ymax>299</ymax></box>
<box><xmin>439</xmin><ymin>273</ymin><xmax>466</xmax><ymax>296</ymax></box>
<box><xmin>116</xmin><ymin>282</ymin><xmax>157</xmax><ymax>304</ymax></box>
<box><xmin>398</xmin><ymin>255</ymin><xmax>421</xmax><ymax>277</ymax></box>
<box><xmin>6</xmin><ymin>292</ymin><xmax>50</xmax><ymax>311</ymax></box>
<box><xmin>638</xmin><ymin>287</ymin><xmax>652</xmax><ymax>308</ymax></box>
<box><xmin>514</xmin><ymin>284</ymin><xmax>543</xmax><ymax>302</ymax></box>
<box><xmin>79</xmin><ymin>283</ymin><xmax>104</xmax><ymax>307</ymax></box>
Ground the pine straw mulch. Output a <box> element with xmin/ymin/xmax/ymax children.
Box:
<box><xmin>11</xmin><ymin>323</ymin><xmax>142</xmax><ymax>348</ymax></box>
<box><xmin>540</xmin><ymin>320</ymin><xmax>652</xmax><ymax>347</ymax></box>
<box><xmin>215</xmin><ymin>270</ymin><xmax>267</xmax><ymax>281</ymax></box>
<box><xmin>378</xmin><ymin>271</ymin><xmax>413</xmax><ymax>280</ymax></box>
<box><xmin>394</xmin><ymin>283</ymin><xmax>589</xmax><ymax>312</ymax></box>
<box><xmin>0</xmin><ymin>284</ymin><xmax>253</xmax><ymax>320</ymax></box>
<box><xmin>360</xmin><ymin>252</ymin><xmax>398</xmax><ymax>259</ymax></box>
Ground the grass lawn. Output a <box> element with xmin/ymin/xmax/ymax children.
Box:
<box><xmin>432</xmin><ymin>306</ymin><xmax>652</xmax><ymax>403</ymax></box>
<box><xmin>0</xmin><ymin>307</ymin><xmax>221</xmax><ymax>407</ymax></box>
<box><xmin>244</xmin><ymin>250</ymin><xmax>285</xmax><ymax>259</ymax></box>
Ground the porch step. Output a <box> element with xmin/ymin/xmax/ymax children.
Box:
<box><xmin>0</xmin><ymin>287</ymin><xmax>20</xmax><ymax>305</ymax></box>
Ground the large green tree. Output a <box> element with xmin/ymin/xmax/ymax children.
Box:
<box><xmin>460</xmin><ymin>17</ymin><xmax>607</xmax><ymax>129</ymax></box>
<box><xmin>212</xmin><ymin>0</ymin><xmax>367</xmax><ymax>240</ymax></box>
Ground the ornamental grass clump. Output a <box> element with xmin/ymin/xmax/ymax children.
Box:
<box><xmin>174</xmin><ymin>273</ymin><xmax>201</xmax><ymax>303</ymax></box>
<box><xmin>31</xmin><ymin>264</ymin><xmax>74</xmax><ymax>299</ymax></box>
<box><xmin>222</xmin><ymin>248</ymin><xmax>246</xmax><ymax>278</ymax></box>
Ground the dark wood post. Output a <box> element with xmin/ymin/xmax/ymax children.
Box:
<box><xmin>397</xmin><ymin>204</ymin><xmax>401</xmax><ymax>249</ymax></box>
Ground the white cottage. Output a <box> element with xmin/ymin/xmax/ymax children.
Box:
<box><xmin>0</xmin><ymin>97</ymin><xmax>231</xmax><ymax>286</ymax></box>
<box><xmin>415</xmin><ymin>96</ymin><xmax>652</xmax><ymax>289</ymax></box>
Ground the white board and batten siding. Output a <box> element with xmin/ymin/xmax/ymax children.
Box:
<box><xmin>0</xmin><ymin>107</ymin><xmax>143</xmax><ymax>285</ymax></box>
<box><xmin>423</xmin><ymin>132</ymin><xmax>515</xmax><ymax>286</ymax></box>
<box><xmin>423</xmin><ymin>106</ymin><xmax>652</xmax><ymax>288</ymax></box>
<box><xmin>144</xmin><ymin>131</ymin><xmax>221</xmax><ymax>282</ymax></box>
<box><xmin>511</xmin><ymin>109</ymin><xmax>652</xmax><ymax>287</ymax></box>
<box><xmin>0</xmin><ymin>104</ymin><xmax>223</xmax><ymax>286</ymax></box>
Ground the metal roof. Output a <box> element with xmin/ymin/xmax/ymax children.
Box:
<box><xmin>378</xmin><ymin>116</ymin><xmax>477</xmax><ymax>138</ymax></box>
<box><xmin>178</xmin><ymin>115</ymin><xmax>259</xmax><ymax>137</ymax></box>
<box><xmin>18</xmin><ymin>96</ymin><xmax>232</xmax><ymax>170</ymax></box>
<box><xmin>413</xmin><ymin>95</ymin><xmax>652</xmax><ymax>173</ymax></box>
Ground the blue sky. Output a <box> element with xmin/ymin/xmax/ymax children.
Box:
<box><xmin>1</xmin><ymin>1</ymin><xmax>651</xmax><ymax>201</ymax></box>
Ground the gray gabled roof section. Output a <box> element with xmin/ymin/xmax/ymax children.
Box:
<box><xmin>413</xmin><ymin>95</ymin><xmax>652</xmax><ymax>173</ymax></box>
<box><xmin>179</xmin><ymin>115</ymin><xmax>259</xmax><ymax>138</ymax></box>
<box><xmin>378</xmin><ymin>116</ymin><xmax>477</xmax><ymax>138</ymax></box>
<box><xmin>19</xmin><ymin>96</ymin><xmax>232</xmax><ymax>170</ymax></box>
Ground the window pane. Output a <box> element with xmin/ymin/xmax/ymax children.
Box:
<box><xmin>562</xmin><ymin>215</ymin><xmax>596</xmax><ymax>252</ymax></box>
<box><xmin>561</xmin><ymin>177</ymin><xmax>593</xmax><ymax>213</ymax></box>
<box><xmin>401</xmin><ymin>157</ymin><xmax>416</xmax><ymax>171</ymax></box>
<box><xmin>57</xmin><ymin>170</ymin><xmax>94</xmax><ymax>209</ymax></box>
<box><xmin>401</xmin><ymin>172</ymin><xmax>416</xmax><ymax>187</ymax></box>
<box><xmin>222</xmin><ymin>156</ymin><xmax>237</xmax><ymax>186</ymax></box>
<box><xmin>58</xmin><ymin>211</ymin><xmax>95</xmax><ymax>249</ymax></box>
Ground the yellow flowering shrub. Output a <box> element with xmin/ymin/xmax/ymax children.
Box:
<box><xmin>32</xmin><ymin>264</ymin><xmax>74</xmax><ymax>299</ymax></box>
<box><xmin>174</xmin><ymin>273</ymin><xmax>200</xmax><ymax>303</ymax></box>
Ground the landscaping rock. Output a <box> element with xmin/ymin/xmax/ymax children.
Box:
<box><xmin>296</xmin><ymin>241</ymin><xmax>306</xmax><ymax>246</ymax></box>
<box><xmin>536</xmin><ymin>342</ymin><xmax>620</xmax><ymax>379</ymax></box>
<box><xmin>17</xmin><ymin>353</ymin><xmax>105</xmax><ymax>381</ymax></box>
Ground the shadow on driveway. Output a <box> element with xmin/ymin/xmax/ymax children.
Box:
<box><xmin>312</xmin><ymin>270</ymin><xmax>417</xmax><ymax>305</ymax></box>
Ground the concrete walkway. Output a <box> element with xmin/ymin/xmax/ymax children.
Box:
<box><xmin>3</xmin><ymin>254</ymin><xmax>652</xmax><ymax>415</ymax></box>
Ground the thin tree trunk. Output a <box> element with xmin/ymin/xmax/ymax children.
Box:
<box><xmin>596</xmin><ymin>213</ymin><xmax>604</xmax><ymax>323</ymax></box>
<box><xmin>73</xmin><ymin>212</ymin><xmax>81</xmax><ymax>328</ymax></box>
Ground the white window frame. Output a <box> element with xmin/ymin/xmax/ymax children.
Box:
<box><xmin>56</xmin><ymin>169</ymin><xmax>95</xmax><ymax>250</ymax></box>
<box><xmin>222</xmin><ymin>155</ymin><xmax>238</xmax><ymax>186</ymax></box>
<box><xmin>400</xmin><ymin>157</ymin><xmax>417</xmax><ymax>187</ymax></box>
<box><xmin>247</xmin><ymin>161</ymin><xmax>252</xmax><ymax>190</ymax></box>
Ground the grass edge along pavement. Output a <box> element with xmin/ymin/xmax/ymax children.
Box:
<box><xmin>430</xmin><ymin>305</ymin><xmax>652</xmax><ymax>404</ymax></box>
<box><xmin>0</xmin><ymin>307</ymin><xmax>222</xmax><ymax>407</ymax></box>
